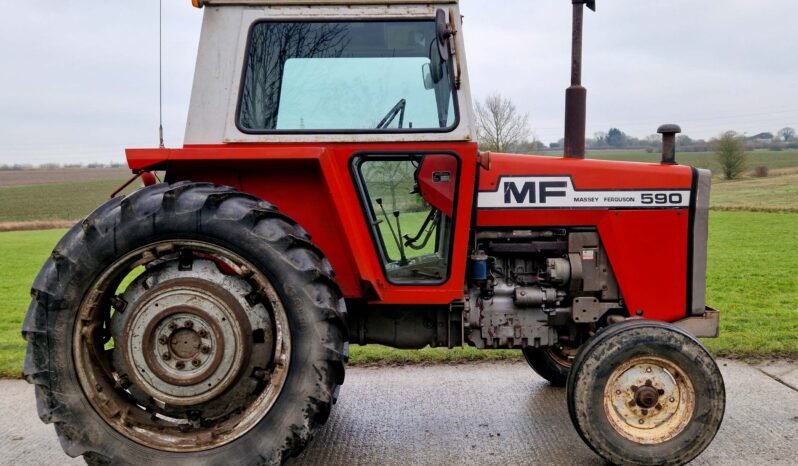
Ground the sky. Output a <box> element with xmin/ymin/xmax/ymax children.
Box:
<box><xmin>1</xmin><ymin>0</ymin><xmax>797</xmax><ymax>165</ymax></box>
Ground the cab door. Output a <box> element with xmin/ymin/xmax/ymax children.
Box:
<box><xmin>348</xmin><ymin>146</ymin><xmax>476</xmax><ymax>303</ymax></box>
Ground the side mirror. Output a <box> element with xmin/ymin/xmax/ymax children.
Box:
<box><xmin>422</xmin><ymin>63</ymin><xmax>434</xmax><ymax>90</ymax></box>
<box><xmin>435</xmin><ymin>9</ymin><xmax>452</xmax><ymax>62</ymax></box>
<box><xmin>428</xmin><ymin>9</ymin><xmax>452</xmax><ymax>85</ymax></box>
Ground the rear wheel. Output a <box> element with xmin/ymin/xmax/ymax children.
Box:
<box><xmin>566</xmin><ymin>320</ymin><xmax>725</xmax><ymax>466</ymax></box>
<box><xmin>22</xmin><ymin>182</ymin><xmax>347</xmax><ymax>465</ymax></box>
<box><xmin>522</xmin><ymin>344</ymin><xmax>576</xmax><ymax>386</ymax></box>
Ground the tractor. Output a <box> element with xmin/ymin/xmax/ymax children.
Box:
<box><xmin>23</xmin><ymin>1</ymin><xmax>725</xmax><ymax>465</ymax></box>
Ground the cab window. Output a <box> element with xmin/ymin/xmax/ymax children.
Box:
<box><xmin>239</xmin><ymin>21</ymin><xmax>457</xmax><ymax>133</ymax></box>
<box><xmin>353</xmin><ymin>154</ymin><xmax>459</xmax><ymax>284</ymax></box>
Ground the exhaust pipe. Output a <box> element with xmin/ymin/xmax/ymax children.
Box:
<box><xmin>658</xmin><ymin>124</ymin><xmax>682</xmax><ymax>165</ymax></box>
<box><xmin>563</xmin><ymin>1</ymin><xmax>595</xmax><ymax>159</ymax></box>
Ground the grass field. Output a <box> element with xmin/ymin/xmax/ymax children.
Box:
<box><xmin>1</xmin><ymin>211</ymin><xmax>795</xmax><ymax>377</ymax></box>
<box><xmin>572</xmin><ymin>149</ymin><xmax>798</xmax><ymax>172</ymax></box>
<box><xmin>1</xmin><ymin>152</ymin><xmax>796</xmax><ymax>227</ymax></box>
<box><xmin>0</xmin><ymin>178</ymin><xmax>135</xmax><ymax>223</ymax></box>
<box><xmin>712</xmin><ymin>168</ymin><xmax>798</xmax><ymax>212</ymax></box>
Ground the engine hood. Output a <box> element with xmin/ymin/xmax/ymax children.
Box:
<box><xmin>477</xmin><ymin>152</ymin><xmax>694</xmax><ymax>211</ymax></box>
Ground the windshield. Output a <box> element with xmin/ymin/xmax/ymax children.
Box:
<box><xmin>238</xmin><ymin>21</ymin><xmax>457</xmax><ymax>133</ymax></box>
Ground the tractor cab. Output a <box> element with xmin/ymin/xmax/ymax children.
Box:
<box><xmin>185</xmin><ymin>0</ymin><xmax>476</xmax><ymax>145</ymax></box>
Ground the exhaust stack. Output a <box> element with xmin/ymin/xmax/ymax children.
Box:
<box><xmin>563</xmin><ymin>0</ymin><xmax>595</xmax><ymax>159</ymax></box>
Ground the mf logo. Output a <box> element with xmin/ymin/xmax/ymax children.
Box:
<box><xmin>504</xmin><ymin>181</ymin><xmax>567</xmax><ymax>204</ymax></box>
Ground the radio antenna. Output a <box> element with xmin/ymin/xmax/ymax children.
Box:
<box><xmin>158</xmin><ymin>0</ymin><xmax>165</xmax><ymax>148</ymax></box>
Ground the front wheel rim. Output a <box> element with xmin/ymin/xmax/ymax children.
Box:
<box><xmin>73</xmin><ymin>240</ymin><xmax>291</xmax><ymax>452</ymax></box>
<box><xmin>602</xmin><ymin>356</ymin><xmax>695</xmax><ymax>444</ymax></box>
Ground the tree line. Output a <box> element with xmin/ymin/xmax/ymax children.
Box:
<box><xmin>475</xmin><ymin>92</ymin><xmax>797</xmax><ymax>154</ymax></box>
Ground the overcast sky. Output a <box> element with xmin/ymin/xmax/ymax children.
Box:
<box><xmin>1</xmin><ymin>0</ymin><xmax>797</xmax><ymax>165</ymax></box>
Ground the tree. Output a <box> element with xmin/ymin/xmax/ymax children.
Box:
<box><xmin>475</xmin><ymin>93</ymin><xmax>530</xmax><ymax>152</ymax></box>
<box><xmin>713</xmin><ymin>131</ymin><xmax>747</xmax><ymax>180</ymax></box>
<box><xmin>777</xmin><ymin>127</ymin><xmax>796</xmax><ymax>142</ymax></box>
<box><xmin>606</xmin><ymin>128</ymin><xmax>627</xmax><ymax>148</ymax></box>
<box><xmin>362</xmin><ymin>160</ymin><xmax>415</xmax><ymax>212</ymax></box>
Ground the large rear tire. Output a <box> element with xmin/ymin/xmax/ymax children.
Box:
<box><xmin>566</xmin><ymin>320</ymin><xmax>725</xmax><ymax>466</ymax></box>
<box><xmin>22</xmin><ymin>182</ymin><xmax>348</xmax><ymax>465</ymax></box>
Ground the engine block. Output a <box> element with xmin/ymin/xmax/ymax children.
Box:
<box><xmin>465</xmin><ymin>229</ymin><xmax>622</xmax><ymax>349</ymax></box>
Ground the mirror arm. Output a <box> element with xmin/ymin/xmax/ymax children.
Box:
<box><xmin>447</xmin><ymin>12</ymin><xmax>462</xmax><ymax>89</ymax></box>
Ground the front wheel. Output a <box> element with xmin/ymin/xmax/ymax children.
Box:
<box><xmin>522</xmin><ymin>345</ymin><xmax>576</xmax><ymax>386</ymax></box>
<box><xmin>22</xmin><ymin>182</ymin><xmax>348</xmax><ymax>465</ymax></box>
<box><xmin>567</xmin><ymin>320</ymin><xmax>725</xmax><ymax>466</ymax></box>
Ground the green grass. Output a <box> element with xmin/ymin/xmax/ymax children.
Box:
<box><xmin>349</xmin><ymin>345</ymin><xmax>520</xmax><ymax>365</ymax></box>
<box><xmin>1</xmin><ymin>211</ymin><xmax>795</xmax><ymax>377</ymax></box>
<box><xmin>0</xmin><ymin>178</ymin><xmax>131</xmax><ymax>222</ymax></box>
<box><xmin>711</xmin><ymin>170</ymin><xmax>798</xmax><ymax>212</ymax></box>
<box><xmin>0</xmin><ymin>229</ymin><xmax>58</xmax><ymax>377</ymax></box>
<box><xmin>702</xmin><ymin>211</ymin><xmax>798</xmax><ymax>358</ymax></box>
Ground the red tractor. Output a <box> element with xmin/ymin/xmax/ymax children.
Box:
<box><xmin>23</xmin><ymin>1</ymin><xmax>725</xmax><ymax>464</ymax></box>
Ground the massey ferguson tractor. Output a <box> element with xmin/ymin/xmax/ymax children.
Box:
<box><xmin>23</xmin><ymin>0</ymin><xmax>726</xmax><ymax>464</ymax></box>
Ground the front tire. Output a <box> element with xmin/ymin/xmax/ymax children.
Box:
<box><xmin>22</xmin><ymin>182</ymin><xmax>348</xmax><ymax>465</ymax></box>
<box><xmin>566</xmin><ymin>320</ymin><xmax>725</xmax><ymax>466</ymax></box>
<box><xmin>522</xmin><ymin>345</ymin><xmax>574</xmax><ymax>386</ymax></box>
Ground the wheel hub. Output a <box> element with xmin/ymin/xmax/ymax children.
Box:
<box><xmin>603</xmin><ymin>357</ymin><xmax>695</xmax><ymax>444</ymax></box>
<box><xmin>141</xmin><ymin>306</ymin><xmax>228</xmax><ymax>393</ymax></box>
<box><xmin>110</xmin><ymin>259</ymin><xmax>276</xmax><ymax>411</ymax></box>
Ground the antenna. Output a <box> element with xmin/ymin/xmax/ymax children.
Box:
<box><xmin>158</xmin><ymin>0</ymin><xmax>165</xmax><ymax>149</ymax></box>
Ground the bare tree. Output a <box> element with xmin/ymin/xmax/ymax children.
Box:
<box><xmin>362</xmin><ymin>160</ymin><xmax>415</xmax><ymax>212</ymax></box>
<box><xmin>713</xmin><ymin>131</ymin><xmax>747</xmax><ymax>180</ymax></box>
<box><xmin>777</xmin><ymin>127</ymin><xmax>796</xmax><ymax>142</ymax></box>
<box><xmin>474</xmin><ymin>93</ymin><xmax>530</xmax><ymax>152</ymax></box>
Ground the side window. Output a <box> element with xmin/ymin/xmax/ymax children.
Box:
<box><xmin>353</xmin><ymin>154</ymin><xmax>459</xmax><ymax>284</ymax></box>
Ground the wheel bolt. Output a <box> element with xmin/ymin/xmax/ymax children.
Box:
<box><xmin>175</xmin><ymin>361</ymin><xmax>185</xmax><ymax>370</ymax></box>
<box><xmin>630</xmin><ymin>385</ymin><xmax>638</xmax><ymax>391</ymax></box>
<box><xmin>641</xmin><ymin>409</ymin><xmax>649</xmax><ymax>416</ymax></box>
<box><xmin>192</xmin><ymin>359</ymin><xmax>201</xmax><ymax>367</ymax></box>
<box><xmin>162</xmin><ymin>352</ymin><xmax>171</xmax><ymax>361</ymax></box>
<box><xmin>656</xmin><ymin>403</ymin><xmax>663</xmax><ymax>411</ymax></box>
<box><xmin>167</xmin><ymin>322</ymin><xmax>177</xmax><ymax>331</ymax></box>
<box><xmin>658</xmin><ymin>388</ymin><xmax>665</xmax><ymax>395</ymax></box>
<box><xmin>201</xmin><ymin>345</ymin><xmax>211</xmax><ymax>354</ymax></box>
<box><xmin>184</xmin><ymin>320</ymin><xmax>194</xmax><ymax>328</ymax></box>
<box><xmin>158</xmin><ymin>336</ymin><xmax>168</xmax><ymax>345</ymax></box>
<box><xmin>198</xmin><ymin>329</ymin><xmax>208</xmax><ymax>338</ymax></box>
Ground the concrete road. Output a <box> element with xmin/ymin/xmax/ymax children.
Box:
<box><xmin>1</xmin><ymin>360</ymin><xmax>796</xmax><ymax>466</ymax></box>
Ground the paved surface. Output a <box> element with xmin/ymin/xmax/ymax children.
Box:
<box><xmin>1</xmin><ymin>360</ymin><xmax>796</xmax><ymax>466</ymax></box>
<box><xmin>758</xmin><ymin>360</ymin><xmax>798</xmax><ymax>391</ymax></box>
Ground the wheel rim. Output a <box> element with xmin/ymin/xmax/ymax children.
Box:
<box><xmin>544</xmin><ymin>344</ymin><xmax>577</xmax><ymax>368</ymax></box>
<box><xmin>73</xmin><ymin>240</ymin><xmax>291</xmax><ymax>452</ymax></box>
<box><xmin>603</xmin><ymin>356</ymin><xmax>695</xmax><ymax>444</ymax></box>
